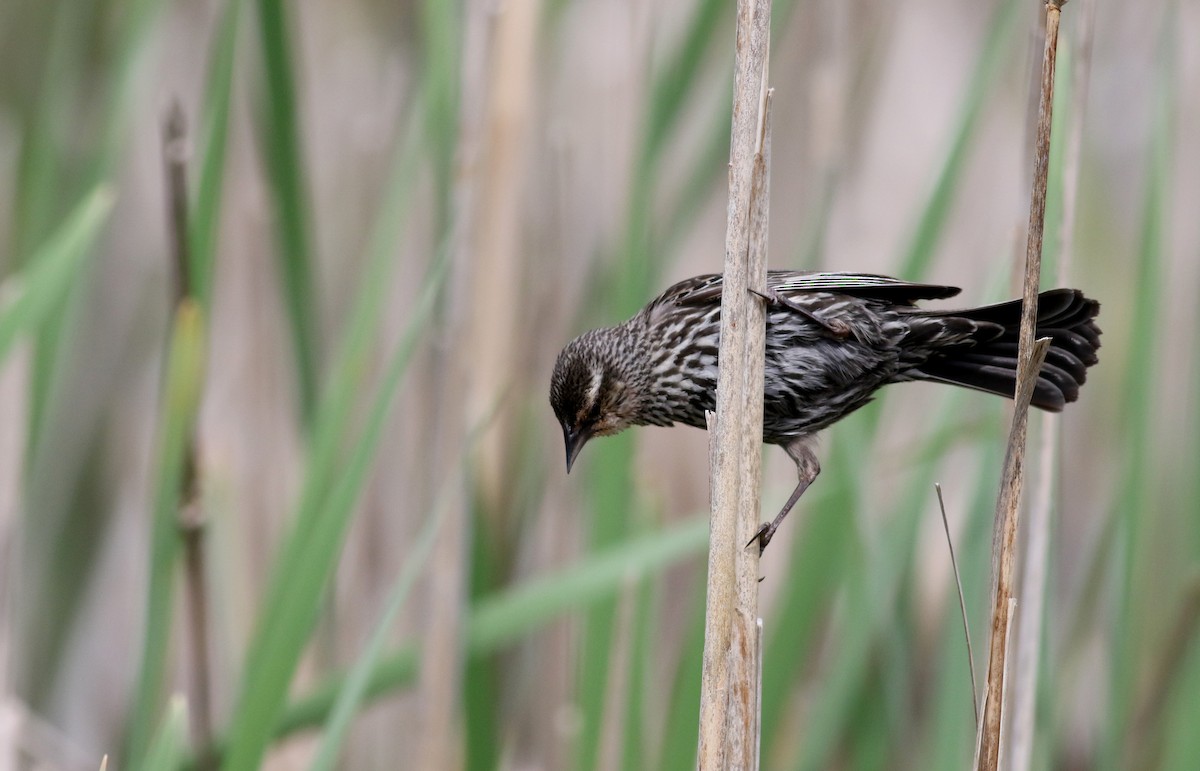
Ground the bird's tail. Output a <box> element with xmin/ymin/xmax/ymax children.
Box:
<box><xmin>912</xmin><ymin>289</ymin><xmax>1101</xmax><ymax>412</ymax></box>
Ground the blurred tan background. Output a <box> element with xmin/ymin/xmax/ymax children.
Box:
<box><xmin>1</xmin><ymin>0</ymin><xmax>1198</xmax><ymax>768</ymax></box>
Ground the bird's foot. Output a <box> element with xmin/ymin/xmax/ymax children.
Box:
<box><xmin>747</xmin><ymin>521</ymin><xmax>777</xmax><ymax>556</ymax></box>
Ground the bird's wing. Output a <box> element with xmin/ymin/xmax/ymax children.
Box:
<box><xmin>767</xmin><ymin>271</ymin><xmax>961</xmax><ymax>303</ymax></box>
<box><xmin>657</xmin><ymin>273</ymin><xmax>725</xmax><ymax>306</ymax></box>
<box><xmin>666</xmin><ymin>271</ymin><xmax>960</xmax><ymax>308</ymax></box>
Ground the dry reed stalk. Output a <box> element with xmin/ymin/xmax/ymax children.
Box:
<box><xmin>161</xmin><ymin>103</ymin><xmax>214</xmax><ymax>766</ymax></box>
<box><xmin>466</xmin><ymin>0</ymin><xmax>541</xmax><ymax>515</ymax></box>
<box><xmin>1010</xmin><ymin>5</ymin><xmax>1093</xmax><ymax>768</ymax></box>
<box><xmin>419</xmin><ymin>0</ymin><xmax>542</xmax><ymax>765</ymax></box>
<box><xmin>416</xmin><ymin>8</ymin><xmax>484</xmax><ymax>771</ymax></box>
<box><xmin>977</xmin><ymin>3</ymin><xmax>1066</xmax><ymax>768</ymax></box>
<box><xmin>697</xmin><ymin>0</ymin><xmax>772</xmax><ymax>766</ymax></box>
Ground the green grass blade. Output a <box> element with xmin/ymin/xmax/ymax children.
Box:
<box><xmin>1159</xmin><ymin>635</ymin><xmax>1200</xmax><ymax>770</ymax></box>
<box><xmin>189</xmin><ymin>0</ymin><xmax>245</xmax><ymax>309</ymax></box>
<box><xmin>470</xmin><ymin>516</ymin><xmax>708</xmax><ymax>651</ymax></box>
<box><xmin>296</xmin><ymin>98</ymin><xmax>426</xmax><ymax>551</ymax></box>
<box><xmin>924</xmin><ymin>443</ymin><xmax>1003</xmax><ymax>770</ymax></box>
<box><xmin>221</xmin><ymin>257</ymin><xmax>447</xmax><ymax>771</ymax></box>
<box><xmin>253</xmin><ymin>0</ymin><xmax>320</xmax><ymax>423</ymax></box>
<box><xmin>898</xmin><ymin>0</ymin><xmax>1020</xmax><ymax>278</ymax></box>
<box><xmin>141</xmin><ymin>696</ymin><xmax>189</xmax><ymax>771</ymax></box>
<box><xmin>286</xmin><ymin>514</ymin><xmax>704</xmax><ymax>740</ymax></box>
<box><xmin>640</xmin><ymin>0</ymin><xmax>727</xmax><ymax>169</ymax></box>
<box><xmin>128</xmin><ymin>301</ymin><xmax>208</xmax><ymax>767</ymax></box>
<box><xmin>758</xmin><ymin>468</ymin><xmax>857</xmax><ymax>756</ymax></box>
<box><xmin>757</xmin><ymin>3</ymin><xmax>1022</xmax><ymax>753</ymax></box>
<box><xmin>10</xmin><ymin>5</ymin><xmax>76</xmax><ymax>265</ymax></box>
<box><xmin>176</xmin><ymin>517</ymin><xmax>708</xmax><ymax>768</ymax></box>
<box><xmin>1104</xmin><ymin>14</ymin><xmax>1173</xmax><ymax>767</ymax></box>
<box><xmin>25</xmin><ymin>0</ymin><xmax>170</xmax><ymax>452</ymax></box>
<box><xmin>308</xmin><ymin>488</ymin><xmax>446</xmax><ymax>771</ymax></box>
<box><xmin>419</xmin><ymin>0</ymin><xmax>461</xmax><ymax>220</ymax></box>
<box><xmin>621</xmin><ymin>576</ymin><xmax>655</xmax><ymax>771</ymax></box>
<box><xmin>0</xmin><ymin>188</ymin><xmax>114</xmax><ymax>364</ymax></box>
<box><xmin>656</xmin><ymin>580</ymin><xmax>707</xmax><ymax>771</ymax></box>
<box><xmin>91</xmin><ymin>0</ymin><xmax>174</xmax><ymax>183</ymax></box>
<box><xmin>252</xmin><ymin>95</ymin><xmax>427</xmax><ymax>658</ymax></box>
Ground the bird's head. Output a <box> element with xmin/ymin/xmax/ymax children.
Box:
<box><xmin>549</xmin><ymin>328</ymin><xmax>643</xmax><ymax>473</ymax></box>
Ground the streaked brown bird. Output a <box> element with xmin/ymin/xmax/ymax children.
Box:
<box><xmin>549</xmin><ymin>271</ymin><xmax>1101</xmax><ymax>553</ymax></box>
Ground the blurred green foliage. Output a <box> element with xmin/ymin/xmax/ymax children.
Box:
<box><xmin>0</xmin><ymin>0</ymin><xmax>1195</xmax><ymax>769</ymax></box>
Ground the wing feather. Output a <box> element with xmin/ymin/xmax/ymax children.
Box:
<box><xmin>767</xmin><ymin>271</ymin><xmax>961</xmax><ymax>302</ymax></box>
<box><xmin>662</xmin><ymin>271</ymin><xmax>960</xmax><ymax>308</ymax></box>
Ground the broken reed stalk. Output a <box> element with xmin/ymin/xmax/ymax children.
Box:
<box><xmin>1011</xmin><ymin>4</ymin><xmax>1094</xmax><ymax>767</ymax></box>
<box><xmin>162</xmin><ymin>102</ymin><xmax>215</xmax><ymax>766</ymax></box>
<box><xmin>976</xmin><ymin>3</ymin><xmax>1066</xmax><ymax>769</ymax></box>
<box><xmin>696</xmin><ymin>0</ymin><xmax>772</xmax><ymax>766</ymax></box>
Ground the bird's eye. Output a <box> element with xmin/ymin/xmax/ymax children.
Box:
<box><xmin>583</xmin><ymin>400</ymin><xmax>602</xmax><ymax>426</ymax></box>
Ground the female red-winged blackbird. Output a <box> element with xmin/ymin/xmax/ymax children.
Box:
<box><xmin>550</xmin><ymin>271</ymin><xmax>1101</xmax><ymax>552</ymax></box>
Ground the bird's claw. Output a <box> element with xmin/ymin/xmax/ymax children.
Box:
<box><xmin>747</xmin><ymin>522</ymin><xmax>775</xmax><ymax>556</ymax></box>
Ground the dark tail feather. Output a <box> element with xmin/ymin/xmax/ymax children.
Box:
<box><xmin>915</xmin><ymin>289</ymin><xmax>1101</xmax><ymax>412</ymax></box>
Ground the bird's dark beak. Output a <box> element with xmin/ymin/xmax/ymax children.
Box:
<box><xmin>563</xmin><ymin>424</ymin><xmax>591</xmax><ymax>473</ymax></box>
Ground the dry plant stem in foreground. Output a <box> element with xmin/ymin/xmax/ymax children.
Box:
<box><xmin>696</xmin><ymin>0</ymin><xmax>772</xmax><ymax>765</ymax></box>
<box><xmin>977</xmin><ymin>2</ymin><xmax>1065</xmax><ymax>768</ymax></box>
<box><xmin>935</xmin><ymin>482</ymin><xmax>979</xmax><ymax>728</ymax></box>
<box><xmin>1012</xmin><ymin>3</ymin><xmax>1094</xmax><ymax>767</ymax></box>
<box><xmin>161</xmin><ymin>103</ymin><xmax>214</xmax><ymax>763</ymax></box>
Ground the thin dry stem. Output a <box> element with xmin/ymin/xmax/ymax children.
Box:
<box><xmin>935</xmin><ymin>483</ymin><xmax>979</xmax><ymax>728</ymax></box>
<box><xmin>466</xmin><ymin>0</ymin><xmax>540</xmax><ymax>514</ymax></box>
<box><xmin>697</xmin><ymin>0</ymin><xmax>772</xmax><ymax>766</ymax></box>
<box><xmin>161</xmin><ymin>102</ymin><xmax>214</xmax><ymax>765</ymax></box>
<box><xmin>997</xmin><ymin>597</ymin><xmax>1018</xmax><ymax>771</ymax></box>
<box><xmin>414</xmin><ymin>2</ymin><xmax>492</xmax><ymax>765</ymax></box>
<box><xmin>163</xmin><ymin>102</ymin><xmax>193</xmax><ymax>301</ymax></box>
<box><xmin>1009</xmin><ymin>428</ymin><xmax>1053</xmax><ymax>771</ymax></box>
<box><xmin>977</xmin><ymin>3</ymin><xmax>1065</xmax><ymax>768</ymax></box>
<box><xmin>1012</xmin><ymin>8</ymin><xmax>1093</xmax><ymax>768</ymax></box>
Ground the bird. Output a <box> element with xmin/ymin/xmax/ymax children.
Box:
<box><xmin>549</xmin><ymin>270</ymin><xmax>1101</xmax><ymax>554</ymax></box>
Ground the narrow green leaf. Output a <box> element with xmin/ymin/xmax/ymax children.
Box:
<box><xmin>640</xmin><ymin>0</ymin><xmax>727</xmax><ymax>168</ymax></box>
<box><xmin>287</xmin><ymin>98</ymin><xmax>427</xmax><ymax>574</ymax></box>
<box><xmin>128</xmin><ymin>301</ymin><xmax>208</xmax><ymax>768</ymax></box>
<box><xmin>140</xmin><ymin>696</ymin><xmax>189</xmax><ymax>771</ymax></box>
<box><xmin>925</xmin><ymin>443</ymin><xmax>1003</xmax><ymax>770</ymax></box>
<box><xmin>221</xmin><ymin>257</ymin><xmax>447</xmax><ymax>771</ymax></box>
<box><xmin>1104</xmin><ymin>14</ymin><xmax>1174</xmax><ymax>767</ymax></box>
<box><xmin>656</xmin><ymin>579</ymin><xmax>706</xmax><ymax>771</ymax></box>
<box><xmin>899</xmin><ymin>0</ymin><xmax>1020</xmax><ymax>278</ymax></box>
<box><xmin>470</xmin><ymin>516</ymin><xmax>708</xmax><ymax>652</ymax></box>
<box><xmin>26</xmin><ymin>0</ymin><xmax>170</xmax><ymax>450</ymax></box>
<box><xmin>254</xmin><ymin>0</ymin><xmax>320</xmax><ymax>423</ymax></box>
<box><xmin>190</xmin><ymin>0</ymin><xmax>245</xmax><ymax>309</ymax></box>
<box><xmin>0</xmin><ymin>188</ymin><xmax>114</xmax><ymax>364</ymax></box>
<box><xmin>177</xmin><ymin>516</ymin><xmax>708</xmax><ymax>769</ymax></box>
<box><xmin>308</xmin><ymin>488</ymin><xmax>446</xmax><ymax>771</ymax></box>
<box><xmin>11</xmin><ymin>5</ymin><xmax>76</xmax><ymax>264</ymax></box>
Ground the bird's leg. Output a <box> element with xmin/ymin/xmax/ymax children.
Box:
<box><xmin>749</xmin><ymin>437</ymin><xmax>821</xmax><ymax>555</ymax></box>
<box><xmin>749</xmin><ymin>288</ymin><xmax>850</xmax><ymax>339</ymax></box>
